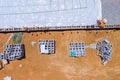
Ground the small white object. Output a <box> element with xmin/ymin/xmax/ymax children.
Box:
<box><xmin>41</xmin><ymin>45</ymin><xmax>49</xmax><ymax>53</ymax></box>
<box><xmin>2</xmin><ymin>60</ymin><xmax>8</xmax><ymax>65</ymax></box>
<box><xmin>103</xmin><ymin>18</ymin><xmax>107</xmax><ymax>24</ymax></box>
<box><xmin>104</xmin><ymin>39</ymin><xmax>109</xmax><ymax>43</ymax></box>
<box><xmin>19</xmin><ymin>64</ymin><xmax>23</xmax><ymax>68</ymax></box>
<box><xmin>31</xmin><ymin>41</ymin><xmax>36</xmax><ymax>46</ymax></box>
<box><xmin>4</xmin><ymin>76</ymin><xmax>11</xmax><ymax>80</ymax></box>
<box><xmin>102</xmin><ymin>61</ymin><xmax>108</xmax><ymax>65</ymax></box>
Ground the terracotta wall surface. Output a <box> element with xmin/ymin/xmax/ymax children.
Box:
<box><xmin>0</xmin><ymin>30</ymin><xmax>120</xmax><ymax>80</ymax></box>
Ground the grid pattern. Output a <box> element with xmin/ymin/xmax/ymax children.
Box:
<box><xmin>39</xmin><ymin>40</ymin><xmax>55</xmax><ymax>54</ymax></box>
<box><xmin>96</xmin><ymin>40</ymin><xmax>112</xmax><ymax>62</ymax></box>
<box><xmin>69</xmin><ymin>42</ymin><xmax>85</xmax><ymax>57</ymax></box>
<box><xmin>0</xmin><ymin>44</ymin><xmax>24</xmax><ymax>60</ymax></box>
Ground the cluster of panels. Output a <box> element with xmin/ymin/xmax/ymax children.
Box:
<box><xmin>0</xmin><ymin>44</ymin><xmax>24</xmax><ymax>60</ymax></box>
<box><xmin>38</xmin><ymin>40</ymin><xmax>86</xmax><ymax>57</ymax></box>
<box><xmin>69</xmin><ymin>42</ymin><xmax>85</xmax><ymax>57</ymax></box>
<box><xmin>96</xmin><ymin>40</ymin><xmax>112</xmax><ymax>61</ymax></box>
<box><xmin>39</xmin><ymin>40</ymin><xmax>55</xmax><ymax>54</ymax></box>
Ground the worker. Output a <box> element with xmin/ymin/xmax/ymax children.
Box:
<box><xmin>97</xmin><ymin>18</ymin><xmax>107</xmax><ymax>28</ymax></box>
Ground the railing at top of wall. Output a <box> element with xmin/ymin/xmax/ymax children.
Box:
<box><xmin>0</xmin><ymin>25</ymin><xmax>120</xmax><ymax>33</ymax></box>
